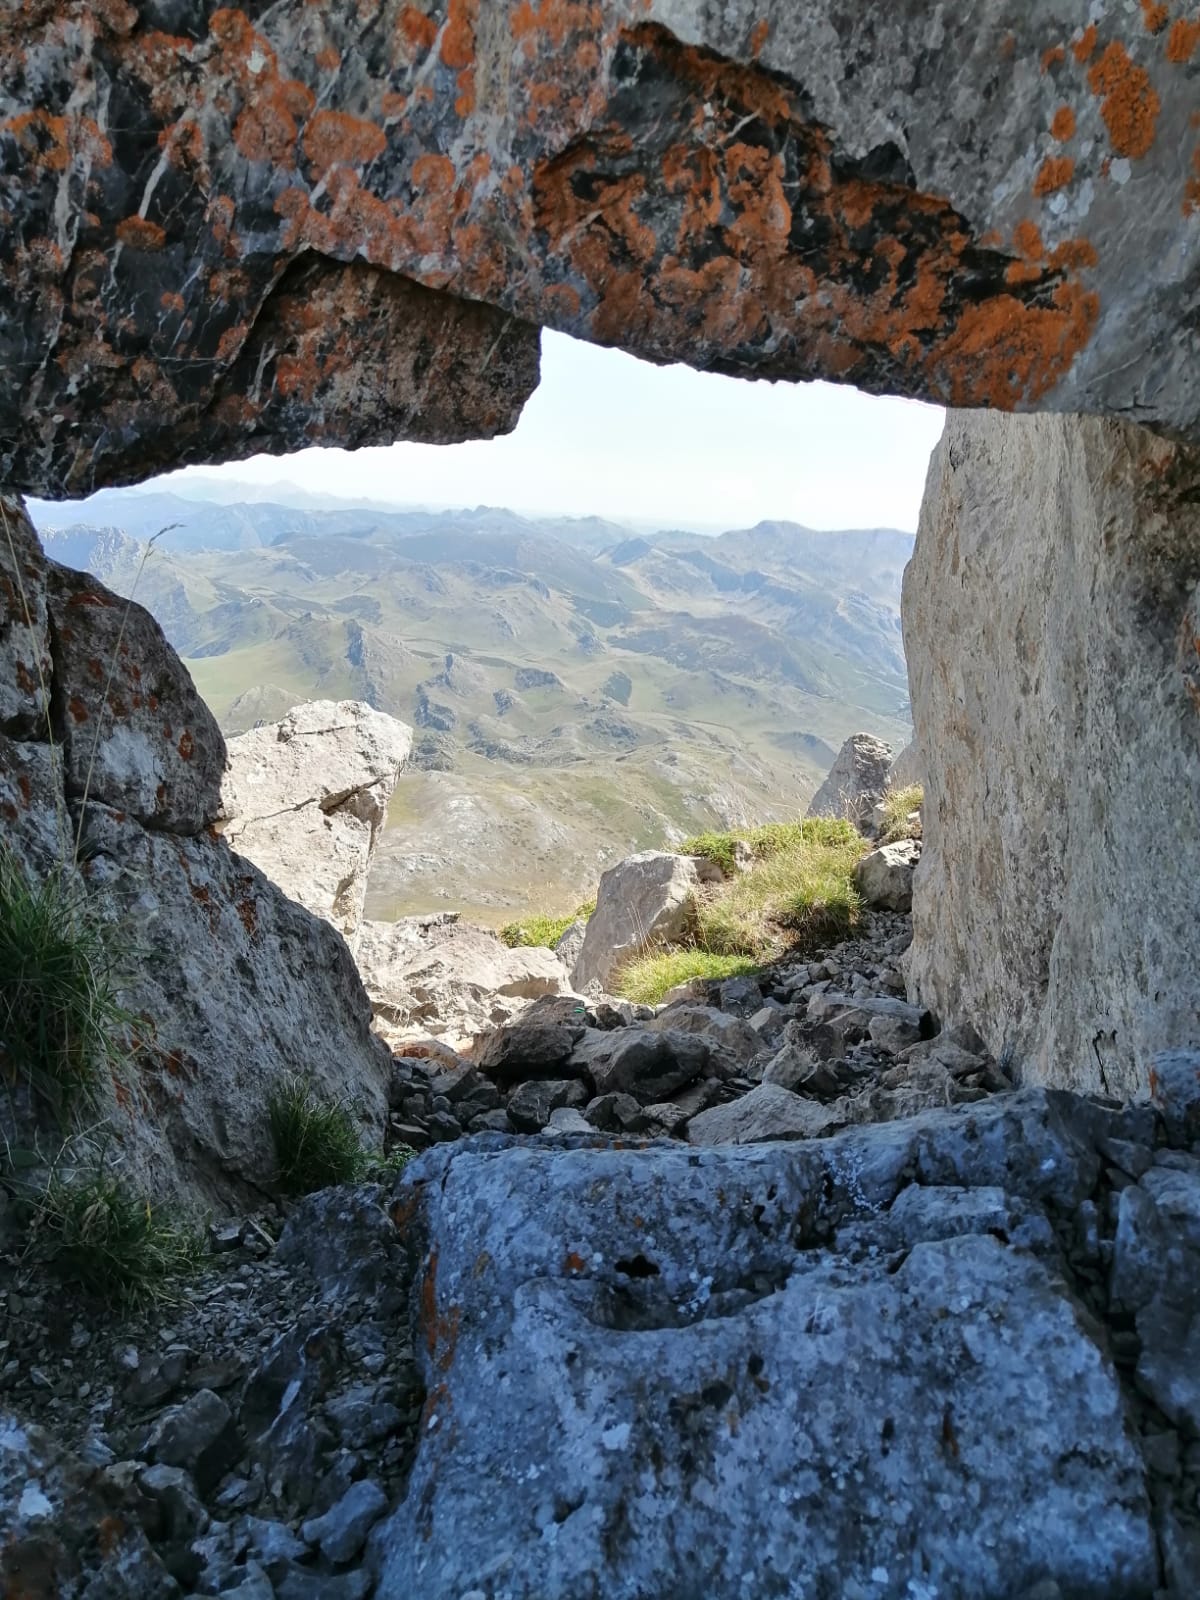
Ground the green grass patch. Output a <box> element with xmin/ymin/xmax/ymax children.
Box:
<box><xmin>0</xmin><ymin>846</ymin><xmax>131</xmax><ymax>1128</ymax></box>
<box><xmin>878</xmin><ymin>784</ymin><xmax>923</xmax><ymax>843</ymax></box>
<box><xmin>679</xmin><ymin>816</ymin><xmax>860</xmax><ymax>876</ymax></box>
<box><xmin>267</xmin><ymin>1074</ymin><xmax>365</xmax><ymax>1195</ymax></box>
<box><xmin>500</xmin><ymin>899</ymin><xmax>595</xmax><ymax>949</ymax></box>
<box><xmin>693</xmin><ymin>823</ymin><xmax>867</xmax><ymax>962</ymax></box>
<box><xmin>613</xmin><ymin>949</ymin><xmax>761</xmax><ymax>1006</ymax></box>
<box><xmin>28</xmin><ymin>1164</ymin><xmax>203</xmax><ymax>1307</ymax></box>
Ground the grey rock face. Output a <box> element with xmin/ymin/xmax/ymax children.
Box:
<box><xmin>570</xmin><ymin>1027</ymin><xmax>710</xmax><ymax>1103</ymax></box>
<box><xmin>905</xmin><ymin>412</ymin><xmax>1200</xmax><ymax>1097</ymax></box>
<box><xmin>806</xmin><ymin>732</ymin><xmax>894</xmax><ymax>828</ymax></box>
<box><xmin>0</xmin><ymin>502</ymin><xmax>390</xmax><ymax>1211</ymax></box>
<box><xmin>219</xmin><ymin>700</ymin><xmax>413</xmax><ymax>945</ymax></box>
<box><xmin>372</xmin><ymin>1095</ymin><xmax>1158</xmax><ymax>1599</ymax></box>
<box><xmin>301</xmin><ymin>1480</ymin><xmax>388</xmax><ymax>1564</ymax></box>
<box><xmin>687</xmin><ymin>1081</ymin><xmax>844</xmax><ymax>1144</ymax></box>
<box><xmin>854</xmin><ymin>838</ymin><xmax>921</xmax><ymax>911</ymax></box>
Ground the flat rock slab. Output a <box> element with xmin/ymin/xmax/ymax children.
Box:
<box><xmin>373</xmin><ymin>1092</ymin><xmax>1155</xmax><ymax>1599</ymax></box>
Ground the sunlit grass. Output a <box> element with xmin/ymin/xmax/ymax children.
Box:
<box><xmin>613</xmin><ymin>948</ymin><xmax>761</xmax><ymax>1006</ymax></box>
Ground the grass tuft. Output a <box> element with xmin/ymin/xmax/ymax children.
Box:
<box><xmin>28</xmin><ymin>1163</ymin><xmax>203</xmax><ymax>1307</ymax></box>
<box><xmin>877</xmin><ymin>784</ymin><xmax>924</xmax><ymax>844</ymax></box>
<box><xmin>679</xmin><ymin>817</ymin><xmax>860</xmax><ymax>875</ymax></box>
<box><xmin>500</xmin><ymin>899</ymin><xmax>595</xmax><ymax>949</ymax></box>
<box><xmin>678</xmin><ymin>830</ymin><xmax>742</xmax><ymax>875</ymax></box>
<box><xmin>613</xmin><ymin>949</ymin><xmax>761</xmax><ymax>1006</ymax></box>
<box><xmin>0</xmin><ymin>846</ymin><xmax>130</xmax><ymax>1127</ymax></box>
<box><xmin>267</xmin><ymin>1074</ymin><xmax>365</xmax><ymax>1195</ymax></box>
<box><xmin>692</xmin><ymin>823</ymin><xmax>867</xmax><ymax>963</ymax></box>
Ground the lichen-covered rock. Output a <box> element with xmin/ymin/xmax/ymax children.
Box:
<box><xmin>854</xmin><ymin>838</ymin><xmax>921</xmax><ymax>911</ymax></box>
<box><xmin>371</xmin><ymin>1093</ymin><xmax>1157</xmax><ymax>1599</ymax></box>
<box><xmin>3</xmin><ymin>4</ymin><xmax>1199</xmax><ymax>496</ymax></box>
<box><xmin>905</xmin><ymin>411</ymin><xmax>1200</xmax><ymax>1097</ymax></box>
<box><xmin>0</xmin><ymin>489</ymin><xmax>51</xmax><ymax>736</ymax></box>
<box><xmin>0</xmin><ymin>1411</ymin><xmax>177</xmax><ymax>1599</ymax></box>
<box><xmin>571</xmin><ymin>851</ymin><xmax>702</xmax><ymax>992</ymax></box>
<box><xmin>219</xmin><ymin>700</ymin><xmax>412</xmax><ymax>943</ymax></box>
<box><xmin>45</xmin><ymin>561</ymin><xmax>226</xmax><ymax>835</ymax></box>
<box><xmin>806</xmin><ymin>732</ymin><xmax>894</xmax><ymax>828</ymax></box>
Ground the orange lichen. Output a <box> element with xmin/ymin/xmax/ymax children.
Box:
<box><xmin>1088</xmin><ymin>41</ymin><xmax>1161</xmax><ymax>158</ymax></box>
<box><xmin>302</xmin><ymin>110</ymin><xmax>387</xmax><ymax>177</ymax></box>
<box><xmin>748</xmin><ymin>18</ymin><xmax>769</xmax><ymax>57</ymax></box>
<box><xmin>116</xmin><ymin>215</ymin><xmax>166</xmax><ymax>250</ymax></box>
<box><xmin>1013</xmin><ymin>219</ymin><xmax>1044</xmax><ymax>260</ymax></box>
<box><xmin>1041</xmin><ymin>43</ymin><xmax>1065</xmax><ymax>71</ymax></box>
<box><xmin>233</xmin><ymin>78</ymin><xmax>313</xmax><ymax>166</ymax></box>
<box><xmin>1166</xmin><ymin>16</ymin><xmax>1200</xmax><ymax>60</ymax></box>
<box><xmin>1073</xmin><ymin>23</ymin><xmax>1098</xmax><ymax>62</ymax></box>
<box><xmin>1051</xmin><ymin>105</ymin><xmax>1077</xmax><ymax>140</ymax></box>
<box><xmin>441</xmin><ymin>0</ymin><xmax>477</xmax><ymax>113</ymax></box>
<box><xmin>399</xmin><ymin>5</ymin><xmax>438</xmax><ymax>52</ymax></box>
<box><xmin>160</xmin><ymin>290</ymin><xmax>186</xmax><ymax>312</ymax></box>
<box><xmin>564</xmin><ymin>1251</ymin><xmax>586</xmax><ymax>1273</ymax></box>
<box><xmin>315</xmin><ymin>45</ymin><xmax>340</xmax><ymax>70</ymax></box>
<box><xmin>1185</xmin><ymin>146</ymin><xmax>1200</xmax><ymax>215</ymax></box>
<box><xmin>1140</xmin><ymin>0</ymin><xmax>1170</xmax><ymax>33</ymax></box>
<box><xmin>177</xmin><ymin>730</ymin><xmax>194</xmax><ymax>760</ymax></box>
<box><xmin>1034</xmin><ymin>155</ymin><xmax>1076</xmax><ymax>195</ymax></box>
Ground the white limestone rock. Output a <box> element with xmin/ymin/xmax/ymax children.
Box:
<box><xmin>904</xmin><ymin>412</ymin><xmax>1200</xmax><ymax>1097</ymax></box>
<box><xmin>219</xmin><ymin>700</ymin><xmax>412</xmax><ymax>945</ymax></box>
<box><xmin>854</xmin><ymin>839</ymin><xmax>921</xmax><ymax>911</ymax></box>
<box><xmin>805</xmin><ymin>732</ymin><xmax>894</xmax><ymax>829</ymax></box>
<box><xmin>570</xmin><ymin>851</ymin><xmax>702</xmax><ymax>992</ymax></box>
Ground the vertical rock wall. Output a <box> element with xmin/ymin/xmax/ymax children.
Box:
<box><xmin>904</xmin><ymin>411</ymin><xmax>1200</xmax><ymax>1097</ymax></box>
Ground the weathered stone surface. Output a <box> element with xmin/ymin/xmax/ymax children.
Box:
<box><xmin>806</xmin><ymin>732</ymin><xmax>894</xmax><ymax>828</ymax></box>
<box><xmin>0</xmin><ymin>489</ymin><xmax>51</xmax><ymax>735</ymax></box>
<box><xmin>571</xmin><ymin>1027</ymin><xmax>710</xmax><ymax>1103</ymax></box>
<box><xmin>373</xmin><ymin>1096</ymin><xmax>1157</xmax><ymax>1598</ymax></box>
<box><xmin>905</xmin><ymin>411</ymin><xmax>1200</xmax><ymax>1097</ymax></box>
<box><xmin>45</xmin><ymin>559</ymin><xmax>226</xmax><ymax>834</ymax></box>
<box><xmin>1</xmin><ymin>1411</ymin><xmax>177</xmax><ymax>1599</ymax></box>
<box><xmin>687</xmin><ymin>1081</ymin><xmax>844</xmax><ymax>1144</ymax></box>
<box><xmin>219</xmin><ymin>700</ymin><xmax>412</xmax><ymax>943</ymax></box>
<box><xmin>4</xmin><ymin>4</ymin><xmax>1199</xmax><ymax>497</ymax></box>
<box><xmin>887</xmin><ymin>741</ymin><xmax>922</xmax><ymax>792</ymax></box>
<box><xmin>572</xmin><ymin>851</ymin><xmax>701</xmax><ymax>992</ymax></box>
<box><xmin>646</xmin><ymin>1003</ymin><xmax>761</xmax><ymax>1064</ymax></box>
<box><xmin>0</xmin><ymin>502</ymin><xmax>391</xmax><ymax>1211</ymax></box>
<box><xmin>854</xmin><ymin>838</ymin><xmax>921</xmax><ymax>911</ymax></box>
<box><xmin>357</xmin><ymin>915</ymin><xmax>571</xmax><ymax>1053</ymax></box>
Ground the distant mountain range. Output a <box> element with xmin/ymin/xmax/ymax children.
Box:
<box><xmin>29</xmin><ymin>486</ymin><xmax>913</xmax><ymax>923</ymax></box>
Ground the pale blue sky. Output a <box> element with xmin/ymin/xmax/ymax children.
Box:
<box><xmin>170</xmin><ymin>331</ymin><xmax>945</xmax><ymax>533</ymax></box>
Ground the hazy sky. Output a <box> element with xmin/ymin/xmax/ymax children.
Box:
<box><xmin>168</xmin><ymin>331</ymin><xmax>945</xmax><ymax>533</ymax></box>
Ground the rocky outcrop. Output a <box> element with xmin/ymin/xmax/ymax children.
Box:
<box><xmin>355</xmin><ymin>914</ymin><xmax>571</xmax><ymax>1053</ymax></box>
<box><xmin>905</xmin><ymin>411</ymin><xmax>1200</xmax><ymax>1099</ymax></box>
<box><xmin>219</xmin><ymin>701</ymin><xmax>412</xmax><ymax>944</ymax></box>
<box><xmin>372</xmin><ymin>1087</ymin><xmax>1187</xmax><ymax>1599</ymax></box>
<box><xmin>4</xmin><ymin>6</ymin><xmax>1199</xmax><ymax>495</ymax></box>
<box><xmin>1</xmin><ymin>497</ymin><xmax>390</xmax><ymax>1209</ymax></box>
<box><xmin>887</xmin><ymin>740</ymin><xmax>922</xmax><ymax>792</ymax></box>
<box><xmin>854</xmin><ymin>839</ymin><xmax>921</xmax><ymax>912</ymax></box>
<box><xmin>806</xmin><ymin>731</ymin><xmax>894</xmax><ymax>829</ymax></box>
<box><xmin>570</xmin><ymin>851</ymin><xmax>709</xmax><ymax>993</ymax></box>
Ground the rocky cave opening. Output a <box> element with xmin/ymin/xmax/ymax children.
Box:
<box><xmin>3</xmin><ymin>3</ymin><xmax>1200</xmax><ymax>1596</ymax></box>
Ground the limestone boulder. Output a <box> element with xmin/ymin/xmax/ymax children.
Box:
<box><xmin>888</xmin><ymin>741</ymin><xmax>922</xmax><ymax>792</ymax></box>
<box><xmin>219</xmin><ymin>701</ymin><xmax>412</xmax><ymax>944</ymax></box>
<box><xmin>372</xmin><ymin>1093</ymin><xmax>1157</xmax><ymax>1599</ymax></box>
<box><xmin>687</xmin><ymin>1082</ymin><xmax>845</xmax><ymax>1144</ymax></box>
<box><xmin>806</xmin><ymin>733</ymin><xmax>894</xmax><ymax>829</ymax></box>
<box><xmin>570</xmin><ymin>1028</ymin><xmax>711</xmax><ymax>1104</ymax></box>
<box><xmin>854</xmin><ymin>838</ymin><xmax>921</xmax><ymax>911</ymax></box>
<box><xmin>356</xmin><ymin>916</ymin><xmax>571</xmax><ymax>1054</ymax></box>
<box><xmin>570</xmin><ymin>851</ymin><xmax>701</xmax><ymax>992</ymax></box>
<box><xmin>905</xmin><ymin>412</ymin><xmax>1200</xmax><ymax>1097</ymax></box>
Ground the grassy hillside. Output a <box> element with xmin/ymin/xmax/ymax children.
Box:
<box><xmin>33</xmin><ymin>497</ymin><xmax>912</xmax><ymax>924</ymax></box>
